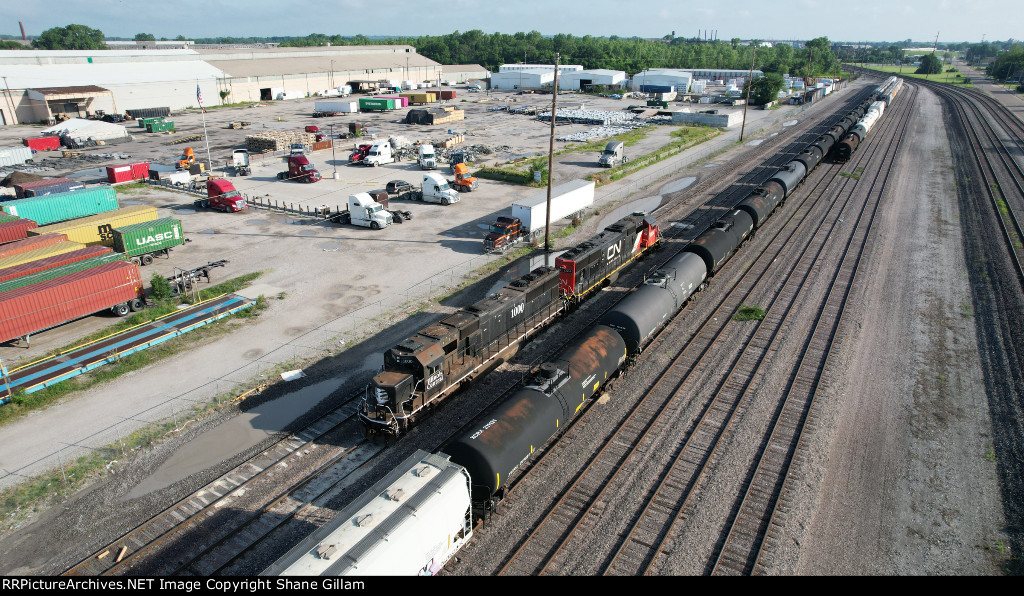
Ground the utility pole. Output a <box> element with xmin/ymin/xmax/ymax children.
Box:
<box><xmin>740</xmin><ymin>45</ymin><xmax>756</xmax><ymax>143</ymax></box>
<box><xmin>544</xmin><ymin>52</ymin><xmax>560</xmax><ymax>252</ymax></box>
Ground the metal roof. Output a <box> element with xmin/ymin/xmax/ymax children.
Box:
<box><xmin>28</xmin><ymin>85</ymin><xmax>110</xmax><ymax>96</ymax></box>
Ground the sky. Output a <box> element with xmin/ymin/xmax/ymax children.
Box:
<box><xmin>5</xmin><ymin>0</ymin><xmax>1018</xmax><ymax>43</ymax></box>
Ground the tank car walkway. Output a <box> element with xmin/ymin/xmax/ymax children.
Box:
<box><xmin>0</xmin><ymin>294</ymin><xmax>254</xmax><ymax>403</ymax></box>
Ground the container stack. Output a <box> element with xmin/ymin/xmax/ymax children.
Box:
<box><xmin>14</xmin><ymin>177</ymin><xmax>86</xmax><ymax>198</ymax></box>
<box><xmin>0</xmin><ymin>246</ymin><xmax>120</xmax><ymax>288</ymax></box>
<box><xmin>28</xmin><ymin>205</ymin><xmax>158</xmax><ymax>246</ymax></box>
<box><xmin>245</xmin><ymin>131</ymin><xmax>317</xmax><ymax>153</ymax></box>
<box><xmin>1</xmin><ymin>188</ymin><xmax>120</xmax><ymax>226</ymax></box>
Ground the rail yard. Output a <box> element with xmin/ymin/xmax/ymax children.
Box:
<box><xmin>0</xmin><ymin>63</ymin><xmax>1020</xmax><ymax>578</ymax></box>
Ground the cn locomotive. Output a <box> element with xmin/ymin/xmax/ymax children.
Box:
<box><xmin>360</xmin><ymin>213</ymin><xmax>660</xmax><ymax>435</ymax></box>
<box><xmin>445</xmin><ymin>80</ymin><xmax>905</xmax><ymax>504</ymax></box>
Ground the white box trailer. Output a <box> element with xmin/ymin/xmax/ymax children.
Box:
<box><xmin>512</xmin><ymin>179</ymin><xmax>595</xmax><ymax>234</ymax></box>
<box><xmin>262</xmin><ymin>450</ymin><xmax>473</xmax><ymax>576</ymax></box>
<box><xmin>315</xmin><ymin>101</ymin><xmax>358</xmax><ymax>113</ymax></box>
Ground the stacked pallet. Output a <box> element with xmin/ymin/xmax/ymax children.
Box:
<box><xmin>439</xmin><ymin>134</ymin><xmax>465</xmax><ymax>148</ymax></box>
<box><xmin>244</xmin><ymin>131</ymin><xmax>317</xmax><ymax>153</ymax></box>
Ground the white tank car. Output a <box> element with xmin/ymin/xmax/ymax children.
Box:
<box><xmin>262</xmin><ymin>450</ymin><xmax>473</xmax><ymax>576</ymax></box>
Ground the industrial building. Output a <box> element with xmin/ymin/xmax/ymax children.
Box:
<box><xmin>0</xmin><ymin>45</ymin><xmax>444</xmax><ymax>125</ymax></box>
<box><xmin>491</xmin><ymin>65</ymin><xmax>625</xmax><ymax>91</ymax></box>
<box><xmin>498</xmin><ymin>63</ymin><xmax>583</xmax><ymax>73</ymax></box>
<box><xmin>559</xmin><ymin>69</ymin><xmax>627</xmax><ymax>91</ymax></box>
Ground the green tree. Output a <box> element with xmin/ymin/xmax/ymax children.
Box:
<box><xmin>134</xmin><ymin>33</ymin><xmax>156</xmax><ymax>41</ymax></box>
<box><xmin>149</xmin><ymin>272</ymin><xmax>174</xmax><ymax>303</ymax></box>
<box><xmin>32</xmin><ymin>24</ymin><xmax>106</xmax><ymax>50</ymax></box>
<box><xmin>916</xmin><ymin>53</ymin><xmax>942</xmax><ymax>74</ymax></box>
<box><xmin>0</xmin><ymin>40</ymin><xmax>25</xmax><ymax>49</ymax></box>
<box><xmin>743</xmin><ymin>73</ymin><xmax>785</xmax><ymax>105</ymax></box>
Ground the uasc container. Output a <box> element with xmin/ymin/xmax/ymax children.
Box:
<box><xmin>0</xmin><ymin>248</ymin><xmax>121</xmax><ymax>292</ymax></box>
<box><xmin>0</xmin><ymin>260</ymin><xmax>144</xmax><ymax>344</ymax></box>
<box><xmin>112</xmin><ymin>217</ymin><xmax>184</xmax><ymax>261</ymax></box>
<box><xmin>0</xmin><ymin>187</ymin><xmax>120</xmax><ymax>226</ymax></box>
<box><xmin>28</xmin><ymin>205</ymin><xmax>158</xmax><ymax>247</ymax></box>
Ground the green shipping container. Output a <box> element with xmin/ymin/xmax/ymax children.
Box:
<box><xmin>0</xmin><ymin>188</ymin><xmax>120</xmax><ymax>226</ymax></box>
<box><xmin>0</xmin><ymin>212</ymin><xmax>19</xmax><ymax>223</ymax></box>
<box><xmin>0</xmin><ymin>252</ymin><xmax>127</xmax><ymax>294</ymax></box>
<box><xmin>146</xmin><ymin>121</ymin><xmax>175</xmax><ymax>133</ymax></box>
<box><xmin>139</xmin><ymin>117</ymin><xmax>164</xmax><ymax>128</ymax></box>
<box><xmin>359</xmin><ymin>98</ymin><xmax>395</xmax><ymax>111</ymax></box>
<box><xmin>112</xmin><ymin>217</ymin><xmax>184</xmax><ymax>257</ymax></box>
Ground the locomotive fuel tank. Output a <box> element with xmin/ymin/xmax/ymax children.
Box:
<box><xmin>446</xmin><ymin>325</ymin><xmax>627</xmax><ymax>500</ymax></box>
<box><xmin>599</xmin><ymin>252</ymin><xmax>707</xmax><ymax>355</ymax></box>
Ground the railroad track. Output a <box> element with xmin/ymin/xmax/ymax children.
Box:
<box><xmin>63</xmin><ymin>85</ymin><xmax>870</xmax><ymax>577</ymax></box>
<box><xmin>462</xmin><ymin>87</ymin><xmax>896</xmax><ymax>576</ymax></box>
<box><xmin>709</xmin><ymin>83</ymin><xmax>918</xmax><ymax>576</ymax></box>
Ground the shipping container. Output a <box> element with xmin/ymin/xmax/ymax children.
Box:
<box><xmin>311</xmin><ymin>140</ymin><xmax>333</xmax><ymax>152</ymax></box>
<box><xmin>28</xmin><ymin>205</ymin><xmax>158</xmax><ymax>247</ymax></box>
<box><xmin>138</xmin><ymin>117</ymin><xmax>164</xmax><ymax>128</ymax></box>
<box><xmin>1</xmin><ymin>187</ymin><xmax>120</xmax><ymax>226</ymax></box>
<box><xmin>146</xmin><ymin>120</ymin><xmax>175</xmax><ymax>133</ymax></box>
<box><xmin>0</xmin><ymin>213</ymin><xmax>19</xmax><ymax>224</ymax></box>
<box><xmin>0</xmin><ymin>233</ymin><xmax>68</xmax><ymax>260</ymax></box>
<box><xmin>112</xmin><ymin>217</ymin><xmax>184</xmax><ymax>259</ymax></box>
<box><xmin>377</xmin><ymin>95</ymin><xmax>410</xmax><ymax>107</ymax></box>
<box><xmin>22</xmin><ymin>137</ymin><xmax>61</xmax><ymax>151</ymax></box>
<box><xmin>314</xmin><ymin>100</ymin><xmax>358</xmax><ymax>113</ymax></box>
<box><xmin>126</xmin><ymin>107</ymin><xmax>170</xmax><ymax>119</ymax></box>
<box><xmin>0</xmin><ymin>247</ymin><xmax>121</xmax><ymax>292</ymax></box>
<box><xmin>439</xmin><ymin>90</ymin><xmax>457</xmax><ymax>100</ymax></box>
<box><xmin>358</xmin><ymin>98</ymin><xmax>395</xmax><ymax>111</ymax></box>
<box><xmin>0</xmin><ymin>240</ymin><xmax>85</xmax><ymax>270</ymax></box>
<box><xmin>106</xmin><ymin>162</ymin><xmax>151</xmax><ymax>184</ymax></box>
<box><xmin>15</xmin><ymin>177</ymin><xmax>86</xmax><ymax>198</ymax></box>
<box><xmin>512</xmin><ymin>180</ymin><xmax>596</xmax><ymax>234</ymax></box>
<box><xmin>148</xmin><ymin>169</ymin><xmax>190</xmax><ymax>185</ymax></box>
<box><xmin>0</xmin><ymin>146</ymin><xmax>33</xmax><ymax>168</ymax></box>
<box><xmin>0</xmin><ymin>260</ymin><xmax>144</xmax><ymax>344</ymax></box>
<box><xmin>0</xmin><ymin>219</ymin><xmax>38</xmax><ymax>244</ymax></box>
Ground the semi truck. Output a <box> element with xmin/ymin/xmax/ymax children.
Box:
<box><xmin>598</xmin><ymin>141</ymin><xmax>628</xmax><ymax>167</ymax></box>
<box><xmin>195</xmin><ymin>178</ymin><xmax>247</xmax><ymax>212</ymax></box>
<box><xmin>232</xmin><ymin>149</ymin><xmax>251</xmax><ymax>176</ymax></box>
<box><xmin>418</xmin><ymin>144</ymin><xmax>437</xmax><ymax>169</ymax></box>
<box><xmin>398</xmin><ymin>173</ymin><xmax>460</xmax><ymax>205</ymax></box>
<box><xmin>278</xmin><ymin>155</ymin><xmax>322</xmax><ymax>183</ymax></box>
<box><xmin>483</xmin><ymin>216</ymin><xmax>526</xmax><ymax>252</ymax></box>
<box><xmin>329</xmin><ymin>193</ymin><xmax>394</xmax><ymax>230</ymax></box>
<box><xmin>363</xmin><ymin>142</ymin><xmax>395</xmax><ymax>167</ymax></box>
<box><xmin>450</xmin><ymin>163</ymin><xmax>478</xmax><ymax>192</ymax></box>
<box><xmin>349</xmin><ymin>144</ymin><xmax>372</xmax><ymax>164</ymax></box>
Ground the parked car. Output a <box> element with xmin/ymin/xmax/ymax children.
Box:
<box><xmin>386</xmin><ymin>180</ymin><xmax>412</xmax><ymax>194</ymax></box>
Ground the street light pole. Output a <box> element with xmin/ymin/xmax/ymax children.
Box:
<box><xmin>330</xmin><ymin>123</ymin><xmax>337</xmax><ymax>178</ymax></box>
<box><xmin>740</xmin><ymin>45</ymin><xmax>756</xmax><ymax>143</ymax></box>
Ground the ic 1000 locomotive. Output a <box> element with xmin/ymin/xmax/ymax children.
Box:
<box><xmin>361</xmin><ymin>213</ymin><xmax>660</xmax><ymax>435</ymax></box>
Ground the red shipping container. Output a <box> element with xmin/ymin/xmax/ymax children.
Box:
<box><xmin>0</xmin><ymin>260</ymin><xmax>144</xmax><ymax>344</ymax></box>
<box><xmin>440</xmin><ymin>90</ymin><xmax>456</xmax><ymax>100</ymax></box>
<box><xmin>22</xmin><ymin>136</ymin><xmax>61</xmax><ymax>151</ymax></box>
<box><xmin>14</xmin><ymin>177</ymin><xmax>82</xmax><ymax>198</ymax></box>
<box><xmin>106</xmin><ymin>162</ymin><xmax>151</xmax><ymax>183</ymax></box>
<box><xmin>0</xmin><ymin>245</ymin><xmax>112</xmax><ymax>283</ymax></box>
<box><xmin>0</xmin><ymin>233</ymin><xmax>68</xmax><ymax>260</ymax></box>
<box><xmin>0</xmin><ymin>219</ymin><xmax>38</xmax><ymax>244</ymax></box>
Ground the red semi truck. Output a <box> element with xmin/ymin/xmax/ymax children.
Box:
<box><xmin>277</xmin><ymin>155</ymin><xmax>322</xmax><ymax>183</ymax></box>
<box><xmin>194</xmin><ymin>178</ymin><xmax>247</xmax><ymax>212</ymax></box>
<box><xmin>0</xmin><ymin>260</ymin><xmax>145</xmax><ymax>345</ymax></box>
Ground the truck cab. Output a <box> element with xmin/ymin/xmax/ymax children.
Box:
<box><xmin>278</xmin><ymin>154</ymin><xmax>322</xmax><ymax>183</ymax></box>
<box><xmin>232</xmin><ymin>149</ymin><xmax>251</xmax><ymax>176</ymax></box>
<box><xmin>290</xmin><ymin>142</ymin><xmax>305</xmax><ymax>155</ymax></box>
<box><xmin>598</xmin><ymin>141</ymin><xmax>626</xmax><ymax>167</ymax></box>
<box><xmin>418</xmin><ymin>144</ymin><xmax>437</xmax><ymax>170</ymax></box>
<box><xmin>198</xmin><ymin>178</ymin><xmax>247</xmax><ymax>212</ymax></box>
<box><xmin>345</xmin><ymin>193</ymin><xmax>393</xmax><ymax>229</ymax></box>
<box><xmin>349</xmin><ymin>143</ymin><xmax>372</xmax><ymax>164</ymax></box>
<box><xmin>483</xmin><ymin>216</ymin><xmax>524</xmax><ymax>252</ymax></box>
<box><xmin>176</xmin><ymin>147</ymin><xmax>195</xmax><ymax>170</ymax></box>
<box><xmin>451</xmin><ymin>162</ymin><xmax>478</xmax><ymax>192</ymax></box>
<box><xmin>420</xmin><ymin>172</ymin><xmax>460</xmax><ymax>205</ymax></box>
<box><xmin>448</xmin><ymin>151</ymin><xmax>466</xmax><ymax>173</ymax></box>
<box><xmin>364</xmin><ymin>142</ymin><xmax>395</xmax><ymax>167</ymax></box>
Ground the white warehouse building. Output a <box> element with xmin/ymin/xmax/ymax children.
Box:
<box><xmin>491</xmin><ymin>68</ymin><xmax>555</xmax><ymax>90</ymax></box>
<box><xmin>559</xmin><ymin>69</ymin><xmax>627</xmax><ymax>90</ymax></box>
<box><xmin>498</xmin><ymin>63</ymin><xmax>583</xmax><ymax>73</ymax></box>
<box><xmin>631</xmin><ymin>69</ymin><xmax>694</xmax><ymax>93</ymax></box>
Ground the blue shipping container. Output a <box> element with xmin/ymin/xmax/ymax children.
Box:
<box><xmin>24</xmin><ymin>180</ymin><xmax>86</xmax><ymax>198</ymax></box>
